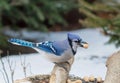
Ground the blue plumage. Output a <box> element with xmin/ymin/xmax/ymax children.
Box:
<box><xmin>8</xmin><ymin>38</ymin><xmax>34</xmax><ymax>47</ymax></box>
<box><xmin>8</xmin><ymin>33</ymin><xmax>88</xmax><ymax>63</ymax></box>
<box><xmin>68</xmin><ymin>33</ymin><xmax>81</xmax><ymax>41</ymax></box>
<box><xmin>36</xmin><ymin>41</ymin><xmax>57</xmax><ymax>55</ymax></box>
<box><xmin>52</xmin><ymin>40</ymin><xmax>69</xmax><ymax>55</ymax></box>
<box><xmin>8</xmin><ymin>38</ymin><xmax>57</xmax><ymax>55</ymax></box>
<box><xmin>8</xmin><ymin>38</ymin><xmax>70</xmax><ymax>56</ymax></box>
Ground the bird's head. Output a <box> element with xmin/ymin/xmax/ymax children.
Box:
<box><xmin>68</xmin><ymin>33</ymin><xmax>88</xmax><ymax>52</ymax></box>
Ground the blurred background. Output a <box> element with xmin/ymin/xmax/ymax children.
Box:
<box><xmin>0</xmin><ymin>0</ymin><xmax>120</xmax><ymax>56</ymax></box>
<box><xmin>0</xmin><ymin>0</ymin><xmax>120</xmax><ymax>83</ymax></box>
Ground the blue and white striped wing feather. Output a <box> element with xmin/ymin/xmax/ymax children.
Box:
<box><xmin>35</xmin><ymin>41</ymin><xmax>57</xmax><ymax>54</ymax></box>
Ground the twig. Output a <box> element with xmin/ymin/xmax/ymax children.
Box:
<box><xmin>26</xmin><ymin>63</ymin><xmax>33</xmax><ymax>75</ymax></box>
<box><xmin>19</xmin><ymin>52</ymin><xmax>33</xmax><ymax>78</ymax></box>
<box><xmin>0</xmin><ymin>67</ymin><xmax>7</xmax><ymax>83</ymax></box>
<box><xmin>0</xmin><ymin>55</ymin><xmax>10</xmax><ymax>83</ymax></box>
<box><xmin>103</xmin><ymin>27</ymin><xmax>120</xmax><ymax>37</ymax></box>
<box><xmin>6</xmin><ymin>51</ymin><xmax>16</xmax><ymax>83</ymax></box>
<box><xmin>20</xmin><ymin>52</ymin><xmax>27</xmax><ymax>77</ymax></box>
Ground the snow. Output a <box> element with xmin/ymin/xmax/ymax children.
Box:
<box><xmin>0</xmin><ymin>28</ymin><xmax>119</xmax><ymax>83</ymax></box>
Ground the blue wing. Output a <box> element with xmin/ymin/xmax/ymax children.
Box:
<box><xmin>36</xmin><ymin>41</ymin><xmax>70</xmax><ymax>56</ymax></box>
<box><xmin>8</xmin><ymin>38</ymin><xmax>58</xmax><ymax>55</ymax></box>
<box><xmin>36</xmin><ymin>41</ymin><xmax>57</xmax><ymax>55</ymax></box>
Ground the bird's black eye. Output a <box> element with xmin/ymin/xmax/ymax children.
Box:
<box><xmin>74</xmin><ymin>41</ymin><xmax>78</xmax><ymax>43</ymax></box>
<box><xmin>74</xmin><ymin>40</ymin><xmax>80</xmax><ymax>43</ymax></box>
<box><xmin>74</xmin><ymin>39</ymin><xmax>81</xmax><ymax>43</ymax></box>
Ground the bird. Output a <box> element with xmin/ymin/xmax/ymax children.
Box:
<box><xmin>8</xmin><ymin>33</ymin><xmax>88</xmax><ymax>63</ymax></box>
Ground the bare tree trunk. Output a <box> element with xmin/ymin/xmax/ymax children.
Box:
<box><xmin>104</xmin><ymin>51</ymin><xmax>120</xmax><ymax>83</ymax></box>
<box><xmin>50</xmin><ymin>57</ymin><xmax>74</xmax><ymax>83</ymax></box>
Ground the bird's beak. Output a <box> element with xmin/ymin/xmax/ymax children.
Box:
<box><xmin>79</xmin><ymin>41</ymin><xmax>89</xmax><ymax>49</ymax></box>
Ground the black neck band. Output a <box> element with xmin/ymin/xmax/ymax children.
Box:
<box><xmin>68</xmin><ymin>38</ymin><xmax>76</xmax><ymax>55</ymax></box>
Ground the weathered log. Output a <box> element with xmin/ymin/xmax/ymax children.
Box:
<box><xmin>104</xmin><ymin>51</ymin><xmax>120</xmax><ymax>83</ymax></box>
<box><xmin>50</xmin><ymin>57</ymin><xmax>74</xmax><ymax>83</ymax></box>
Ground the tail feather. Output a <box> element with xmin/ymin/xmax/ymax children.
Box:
<box><xmin>8</xmin><ymin>38</ymin><xmax>35</xmax><ymax>48</ymax></box>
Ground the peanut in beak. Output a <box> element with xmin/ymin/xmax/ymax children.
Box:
<box><xmin>83</xmin><ymin>43</ymin><xmax>89</xmax><ymax>49</ymax></box>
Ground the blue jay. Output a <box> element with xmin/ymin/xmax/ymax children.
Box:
<box><xmin>8</xmin><ymin>33</ymin><xmax>88</xmax><ymax>63</ymax></box>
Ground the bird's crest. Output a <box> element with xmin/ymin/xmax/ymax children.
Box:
<box><xmin>67</xmin><ymin>33</ymin><xmax>82</xmax><ymax>41</ymax></box>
